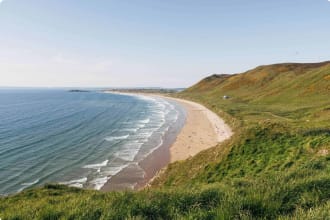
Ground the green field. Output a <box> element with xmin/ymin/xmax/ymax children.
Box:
<box><xmin>1</xmin><ymin>62</ymin><xmax>329</xmax><ymax>219</ymax></box>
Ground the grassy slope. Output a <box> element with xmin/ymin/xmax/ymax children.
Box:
<box><xmin>1</xmin><ymin>62</ymin><xmax>329</xmax><ymax>220</ymax></box>
<box><xmin>152</xmin><ymin>62</ymin><xmax>330</xmax><ymax>218</ymax></box>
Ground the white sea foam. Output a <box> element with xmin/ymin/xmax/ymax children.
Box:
<box><xmin>88</xmin><ymin>164</ymin><xmax>131</xmax><ymax>190</ymax></box>
<box><xmin>83</xmin><ymin>160</ymin><xmax>109</xmax><ymax>169</ymax></box>
<box><xmin>115</xmin><ymin>149</ymin><xmax>140</xmax><ymax>162</ymax></box>
<box><xmin>59</xmin><ymin>178</ymin><xmax>86</xmax><ymax>185</ymax></box>
<box><xmin>135</xmin><ymin>95</ymin><xmax>156</xmax><ymax>102</ymax></box>
<box><xmin>157</xmin><ymin>103</ymin><xmax>166</xmax><ymax>110</ymax></box>
<box><xmin>138</xmin><ymin>123</ymin><xmax>147</xmax><ymax>128</ymax></box>
<box><xmin>157</xmin><ymin>121</ymin><xmax>165</xmax><ymax>128</ymax></box>
<box><xmin>105</xmin><ymin>135</ymin><xmax>129</xmax><ymax>141</ymax></box>
<box><xmin>18</xmin><ymin>179</ymin><xmax>40</xmax><ymax>192</ymax></box>
<box><xmin>91</xmin><ymin>176</ymin><xmax>110</xmax><ymax>190</ymax></box>
<box><xmin>69</xmin><ymin>183</ymin><xmax>84</xmax><ymax>188</ymax></box>
<box><xmin>103</xmin><ymin>164</ymin><xmax>130</xmax><ymax>176</ymax></box>
<box><xmin>139</xmin><ymin>118</ymin><xmax>150</xmax><ymax>124</ymax></box>
<box><xmin>59</xmin><ymin>177</ymin><xmax>88</xmax><ymax>188</ymax></box>
<box><xmin>144</xmin><ymin>136</ymin><xmax>165</xmax><ymax>158</ymax></box>
<box><xmin>21</xmin><ymin>179</ymin><xmax>39</xmax><ymax>186</ymax></box>
<box><xmin>135</xmin><ymin>131</ymin><xmax>154</xmax><ymax>139</ymax></box>
<box><xmin>115</xmin><ymin>142</ymin><xmax>143</xmax><ymax>161</ymax></box>
<box><xmin>156</xmin><ymin>138</ymin><xmax>164</xmax><ymax>149</ymax></box>
<box><xmin>122</xmin><ymin>128</ymin><xmax>138</xmax><ymax>132</ymax></box>
<box><xmin>87</xmin><ymin>92</ymin><xmax>182</xmax><ymax>191</ymax></box>
<box><xmin>114</xmin><ymin>92</ymin><xmax>156</xmax><ymax>103</ymax></box>
<box><xmin>173</xmin><ymin>114</ymin><xmax>179</xmax><ymax>122</ymax></box>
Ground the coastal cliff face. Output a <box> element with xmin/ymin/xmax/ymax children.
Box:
<box><xmin>1</xmin><ymin>62</ymin><xmax>330</xmax><ymax>219</ymax></box>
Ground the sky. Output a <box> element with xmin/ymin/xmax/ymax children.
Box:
<box><xmin>0</xmin><ymin>0</ymin><xmax>330</xmax><ymax>88</ymax></box>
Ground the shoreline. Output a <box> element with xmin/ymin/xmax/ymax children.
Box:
<box><xmin>100</xmin><ymin>93</ymin><xmax>186</xmax><ymax>191</ymax></box>
<box><xmin>160</xmin><ymin>96</ymin><xmax>233</xmax><ymax>162</ymax></box>
<box><xmin>101</xmin><ymin>92</ymin><xmax>233</xmax><ymax>191</ymax></box>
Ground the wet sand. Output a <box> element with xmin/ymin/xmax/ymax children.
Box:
<box><xmin>101</xmin><ymin>93</ymin><xmax>232</xmax><ymax>191</ymax></box>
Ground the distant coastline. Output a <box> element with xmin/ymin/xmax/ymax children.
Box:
<box><xmin>68</xmin><ymin>89</ymin><xmax>90</xmax><ymax>93</ymax></box>
<box><xmin>103</xmin><ymin>88</ymin><xmax>185</xmax><ymax>94</ymax></box>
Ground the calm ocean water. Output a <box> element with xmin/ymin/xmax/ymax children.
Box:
<box><xmin>0</xmin><ymin>89</ymin><xmax>184</xmax><ymax>195</ymax></box>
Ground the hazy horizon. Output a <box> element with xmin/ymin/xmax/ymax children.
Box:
<box><xmin>1</xmin><ymin>0</ymin><xmax>330</xmax><ymax>87</ymax></box>
<box><xmin>0</xmin><ymin>86</ymin><xmax>186</xmax><ymax>89</ymax></box>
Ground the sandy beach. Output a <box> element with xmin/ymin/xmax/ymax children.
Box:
<box><xmin>101</xmin><ymin>93</ymin><xmax>233</xmax><ymax>191</ymax></box>
<box><xmin>162</xmin><ymin>96</ymin><xmax>233</xmax><ymax>162</ymax></box>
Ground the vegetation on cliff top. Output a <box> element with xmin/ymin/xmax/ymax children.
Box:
<box><xmin>1</xmin><ymin>62</ymin><xmax>329</xmax><ymax>219</ymax></box>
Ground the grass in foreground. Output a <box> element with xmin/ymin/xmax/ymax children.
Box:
<box><xmin>1</xmin><ymin>62</ymin><xmax>329</xmax><ymax>219</ymax></box>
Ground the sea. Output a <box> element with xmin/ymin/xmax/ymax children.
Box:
<box><xmin>0</xmin><ymin>89</ymin><xmax>185</xmax><ymax>195</ymax></box>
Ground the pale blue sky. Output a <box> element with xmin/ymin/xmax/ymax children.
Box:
<box><xmin>0</xmin><ymin>0</ymin><xmax>330</xmax><ymax>88</ymax></box>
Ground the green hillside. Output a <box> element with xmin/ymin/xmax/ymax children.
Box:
<box><xmin>1</xmin><ymin>62</ymin><xmax>329</xmax><ymax>219</ymax></box>
<box><xmin>183</xmin><ymin>61</ymin><xmax>330</xmax><ymax>128</ymax></box>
